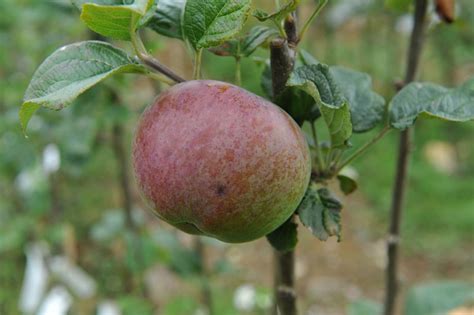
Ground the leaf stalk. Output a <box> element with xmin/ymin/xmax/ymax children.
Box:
<box><xmin>334</xmin><ymin>125</ymin><xmax>391</xmax><ymax>174</ymax></box>
<box><xmin>235</xmin><ymin>56</ymin><xmax>242</xmax><ymax>86</ymax></box>
<box><xmin>298</xmin><ymin>0</ymin><xmax>328</xmax><ymax>43</ymax></box>
<box><xmin>311</xmin><ymin>121</ymin><xmax>326</xmax><ymax>173</ymax></box>
<box><xmin>193</xmin><ymin>49</ymin><xmax>203</xmax><ymax>80</ymax></box>
<box><xmin>130</xmin><ymin>29</ymin><xmax>185</xmax><ymax>83</ymax></box>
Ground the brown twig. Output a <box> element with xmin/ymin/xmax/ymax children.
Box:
<box><xmin>270</xmin><ymin>15</ymin><xmax>298</xmax><ymax>315</ymax></box>
<box><xmin>140</xmin><ymin>54</ymin><xmax>186</xmax><ymax>83</ymax></box>
<box><xmin>194</xmin><ymin>237</ymin><xmax>214</xmax><ymax>315</ymax></box>
<box><xmin>130</xmin><ymin>30</ymin><xmax>186</xmax><ymax>84</ymax></box>
<box><xmin>273</xmin><ymin>220</ymin><xmax>297</xmax><ymax>315</ymax></box>
<box><xmin>111</xmin><ymin>122</ymin><xmax>135</xmax><ymax>231</ymax></box>
<box><xmin>383</xmin><ymin>1</ymin><xmax>428</xmax><ymax>314</ymax></box>
<box><xmin>270</xmin><ymin>38</ymin><xmax>294</xmax><ymax>99</ymax></box>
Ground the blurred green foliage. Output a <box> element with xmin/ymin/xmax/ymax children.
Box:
<box><xmin>348</xmin><ymin>281</ymin><xmax>474</xmax><ymax>315</ymax></box>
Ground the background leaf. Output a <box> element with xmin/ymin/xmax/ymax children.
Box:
<box><xmin>389</xmin><ymin>78</ymin><xmax>474</xmax><ymax>129</ymax></box>
<box><xmin>298</xmin><ymin>184</ymin><xmax>342</xmax><ymax>241</ymax></box>
<box><xmin>337</xmin><ymin>174</ymin><xmax>358</xmax><ymax>195</ymax></box>
<box><xmin>266</xmin><ymin>218</ymin><xmax>298</xmax><ymax>252</ymax></box>
<box><xmin>288</xmin><ymin>64</ymin><xmax>352</xmax><ymax>148</ymax></box>
<box><xmin>80</xmin><ymin>0</ymin><xmax>153</xmax><ymax>40</ymax></box>
<box><xmin>209</xmin><ymin>26</ymin><xmax>278</xmax><ymax>58</ymax></box>
<box><xmin>259</xmin><ymin>58</ymin><xmax>320</xmax><ymax>125</ymax></box>
<box><xmin>145</xmin><ymin>0</ymin><xmax>186</xmax><ymax>39</ymax></box>
<box><xmin>331</xmin><ymin>66</ymin><xmax>386</xmax><ymax>133</ymax></box>
<box><xmin>405</xmin><ymin>281</ymin><xmax>474</xmax><ymax>315</ymax></box>
<box><xmin>347</xmin><ymin>299</ymin><xmax>382</xmax><ymax>315</ymax></box>
<box><xmin>253</xmin><ymin>0</ymin><xmax>300</xmax><ymax>23</ymax></box>
<box><xmin>183</xmin><ymin>0</ymin><xmax>251</xmax><ymax>50</ymax></box>
<box><xmin>300</xmin><ymin>50</ymin><xmax>385</xmax><ymax>133</ymax></box>
<box><xmin>241</xmin><ymin>26</ymin><xmax>278</xmax><ymax>57</ymax></box>
<box><xmin>21</xmin><ymin>41</ymin><xmax>146</xmax><ymax>132</ymax></box>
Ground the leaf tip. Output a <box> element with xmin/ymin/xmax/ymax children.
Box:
<box><xmin>19</xmin><ymin>102</ymin><xmax>40</xmax><ymax>137</ymax></box>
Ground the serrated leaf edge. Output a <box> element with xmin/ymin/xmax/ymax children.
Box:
<box><xmin>20</xmin><ymin>41</ymin><xmax>146</xmax><ymax>134</ymax></box>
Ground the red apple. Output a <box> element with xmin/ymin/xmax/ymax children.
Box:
<box><xmin>132</xmin><ymin>80</ymin><xmax>311</xmax><ymax>243</ymax></box>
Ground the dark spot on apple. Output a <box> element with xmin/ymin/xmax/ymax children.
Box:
<box><xmin>216</xmin><ymin>184</ymin><xmax>227</xmax><ymax>196</ymax></box>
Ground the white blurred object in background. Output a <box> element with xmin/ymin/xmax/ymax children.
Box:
<box><xmin>19</xmin><ymin>243</ymin><xmax>49</xmax><ymax>314</ymax></box>
<box><xmin>395</xmin><ymin>14</ymin><xmax>414</xmax><ymax>35</ymax></box>
<box><xmin>49</xmin><ymin>256</ymin><xmax>97</xmax><ymax>299</ymax></box>
<box><xmin>15</xmin><ymin>167</ymin><xmax>45</xmax><ymax>194</ymax></box>
<box><xmin>36</xmin><ymin>286</ymin><xmax>72</xmax><ymax>315</ymax></box>
<box><xmin>326</xmin><ymin>0</ymin><xmax>373</xmax><ymax>29</ymax></box>
<box><xmin>42</xmin><ymin>143</ymin><xmax>61</xmax><ymax>175</ymax></box>
<box><xmin>423</xmin><ymin>141</ymin><xmax>458</xmax><ymax>175</ymax></box>
<box><xmin>97</xmin><ymin>300</ymin><xmax>122</xmax><ymax>315</ymax></box>
<box><xmin>233</xmin><ymin>284</ymin><xmax>256</xmax><ymax>312</ymax></box>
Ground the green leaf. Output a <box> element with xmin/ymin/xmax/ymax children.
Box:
<box><xmin>145</xmin><ymin>0</ymin><xmax>186</xmax><ymax>39</ymax></box>
<box><xmin>277</xmin><ymin>88</ymin><xmax>320</xmax><ymax>125</ymax></box>
<box><xmin>389</xmin><ymin>79</ymin><xmax>474</xmax><ymax>129</ymax></box>
<box><xmin>288</xmin><ymin>64</ymin><xmax>352</xmax><ymax>148</ymax></box>
<box><xmin>80</xmin><ymin>0</ymin><xmax>154</xmax><ymax>40</ymax></box>
<box><xmin>337</xmin><ymin>174</ymin><xmax>358</xmax><ymax>195</ymax></box>
<box><xmin>259</xmin><ymin>67</ymin><xmax>316</xmax><ymax>125</ymax></box>
<box><xmin>298</xmin><ymin>184</ymin><xmax>342</xmax><ymax>241</ymax></box>
<box><xmin>253</xmin><ymin>0</ymin><xmax>300</xmax><ymax>23</ymax></box>
<box><xmin>260</xmin><ymin>60</ymin><xmax>320</xmax><ymax>125</ymax></box>
<box><xmin>405</xmin><ymin>281</ymin><xmax>474</xmax><ymax>315</ymax></box>
<box><xmin>266</xmin><ymin>218</ymin><xmax>298</xmax><ymax>252</ymax></box>
<box><xmin>348</xmin><ymin>299</ymin><xmax>382</xmax><ymax>315</ymax></box>
<box><xmin>297</xmin><ymin>184</ymin><xmax>327</xmax><ymax>240</ymax></box>
<box><xmin>20</xmin><ymin>41</ymin><xmax>146</xmax><ymax>133</ymax></box>
<box><xmin>331</xmin><ymin>67</ymin><xmax>386</xmax><ymax>133</ymax></box>
<box><xmin>241</xmin><ymin>26</ymin><xmax>278</xmax><ymax>56</ymax></box>
<box><xmin>299</xmin><ymin>50</ymin><xmax>385</xmax><ymax>133</ymax></box>
<box><xmin>320</xmin><ymin>102</ymin><xmax>352</xmax><ymax>148</ymax></box>
<box><xmin>183</xmin><ymin>0</ymin><xmax>252</xmax><ymax>50</ymax></box>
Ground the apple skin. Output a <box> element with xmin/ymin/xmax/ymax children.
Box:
<box><xmin>132</xmin><ymin>80</ymin><xmax>311</xmax><ymax>243</ymax></box>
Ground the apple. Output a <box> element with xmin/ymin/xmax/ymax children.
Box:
<box><xmin>132</xmin><ymin>80</ymin><xmax>311</xmax><ymax>243</ymax></box>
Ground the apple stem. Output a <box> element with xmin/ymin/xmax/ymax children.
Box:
<box><xmin>334</xmin><ymin>125</ymin><xmax>391</xmax><ymax>175</ymax></box>
<box><xmin>235</xmin><ymin>56</ymin><xmax>242</xmax><ymax>86</ymax></box>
